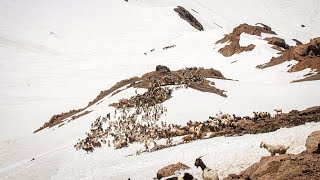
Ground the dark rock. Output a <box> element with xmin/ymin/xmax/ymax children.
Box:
<box><xmin>174</xmin><ymin>6</ymin><xmax>204</xmax><ymax>31</ymax></box>
<box><xmin>292</xmin><ymin>39</ymin><xmax>303</xmax><ymax>45</ymax></box>
<box><xmin>156</xmin><ymin>65</ymin><xmax>171</xmax><ymax>73</ymax></box>
<box><xmin>264</xmin><ymin>37</ymin><xmax>290</xmax><ymax>49</ymax></box>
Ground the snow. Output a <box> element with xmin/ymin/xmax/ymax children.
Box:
<box><xmin>0</xmin><ymin>0</ymin><xmax>320</xmax><ymax>179</ymax></box>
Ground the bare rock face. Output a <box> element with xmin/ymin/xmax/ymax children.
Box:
<box><xmin>174</xmin><ymin>6</ymin><xmax>204</xmax><ymax>31</ymax></box>
<box><xmin>257</xmin><ymin>37</ymin><xmax>320</xmax><ymax>82</ymax></box>
<box><xmin>306</xmin><ymin>131</ymin><xmax>320</xmax><ymax>153</ymax></box>
<box><xmin>157</xmin><ymin>162</ymin><xmax>190</xmax><ymax>179</ymax></box>
<box><xmin>264</xmin><ymin>37</ymin><xmax>290</xmax><ymax>50</ymax></box>
<box><xmin>294</xmin><ymin>38</ymin><xmax>320</xmax><ymax>56</ymax></box>
<box><xmin>218</xmin><ymin>40</ymin><xmax>255</xmax><ymax>57</ymax></box>
<box><xmin>216</xmin><ymin>23</ymin><xmax>276</xmax><ymax>57</ymax></box>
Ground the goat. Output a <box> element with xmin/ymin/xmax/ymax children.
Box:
<box><xmin>182</xmin><ymin>135</ymin><xmax>193</xmax><ymax>143</ymax></box>
<box><xmin>82</xmin><ymin>145</ymin><xmax>94</xmax><ymax>154</ymax></box>
<box><xmin>179</xmin><ymin>172</ymin><xmax>196</xmax><ymax>180</ymax></box>
<box><xmin>166</xmin><ymin>138</ymin><xmax>173</xmax><ymax>146</ymax></box>
<box><xmin>194</xmin><ymin>157</ymin><xmax>219</xmax><ymax>180</ymax></box>
<box><xmin>115</xmin><ymin>139</ymin><xmax>128</xmax><ymax>149</ymax></box>
<box><xmin>274</xmin><ymin>108</ymin><xmax>282</xmax><ymax>114</ymax></box>
<box><xmin>74</xmin><ymin>143</ymin><xmax>81</xmax><ymax>151</ymax></box>
<box><xmin>164</xmin><ymin>172</ymin><xmax>197</xmax><ymax>180</ymax></box>
<box><xmin>151</xmin><ymin>141</ymin><xmax>165</xmax><ymax>151</ymax></box>
<box><xmin>253</xmin><ymin>111</ymin><xmax>271</xmax><ymax>120</ymax></box>
<box><xmin>260</xmin><ymin>141</ymin><xmax>289</xmax><ymax>156</ymax></box>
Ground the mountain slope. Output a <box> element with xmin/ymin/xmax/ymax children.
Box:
<box><xmin>0</xmin><ymin>0</ymin><xmax>320</xmax><ymax>179</ymax></box>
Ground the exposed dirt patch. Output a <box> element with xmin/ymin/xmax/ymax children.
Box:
<box><xmin>257</xmin><ymin>37</ymin><xmax>320</xmax><ymax>82</ymax></box>
<box><xmin>216</xmin><ymin>23</ymin><xmax>276</xmax><ymax>57</ymax></box>
<box><xmin>35</xmin><ymin>66</ymin><xmax>228</xmax><ymax>132</ymax></box>
<box><xmin>225</xmin><ymin>131</ymin><xmax>320</xmax><ymax>180</ymax></box>
<box><xmin>174</xmin><ymin>6</ymin><xmax>204</xmax><ymax>31</ymax></box>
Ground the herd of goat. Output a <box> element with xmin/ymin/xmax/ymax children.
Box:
<box><xmin>73</xmin><ymin>104</ymin><xmax>290</xmax><ymax>180</ymax></box>
<box><xmin>74</xmin><ymin>106</ymin><xmax>284</xmax><ymax>154</ymax></box>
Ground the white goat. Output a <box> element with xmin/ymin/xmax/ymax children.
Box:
<box><xmin>194</xmin><ymin>157</ymin><xmax>219</xmax><ymax>180</ymax></box>
<box><xmin>274</xmin><ymin>108</ymin><xmax>282</xmax><ymax>114</ymax></box>
<box><xmin>260</xmin><ymin>141</ymin><xmax>289</xmax><ymax>156</ymax></box>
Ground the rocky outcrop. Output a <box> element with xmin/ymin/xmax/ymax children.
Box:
<box><xmin>292</xmin><ymin>39</ymin><xmax>303</xmax><ymax>45</ymax></box>
<box><xmin>110</xmin><ymin>86</ymin><xmax>172</xmax><ymax>109</ymax></box>
<box><xmin>33</xmin><ymin>77</ymin><xmax>139</xmax><ymax>133</ymax></box>
<box><xmin>218</xmin><ymin>40</ymin><xmax>255</xmax><ymax>57</ymax></box>
<box><xmin>174</xmin><ymin>6</ymin><xmax>204</xmax><ymax>31</ymax></box>
<box><xmin>140</xmin><ymin>106</ymin><xmax>320</xmax><ymax>153</ymax></box>
<box><xmin>206</xmin><ymin>106</ymin><xmax>320</xmax><ymax>138</ymax></box>
<box><xmin>257</xmin><ymin>37</ymin><xmax>320</xmax><ymax>82</ymax></box>
<box><xmin>306</xmin><ymin>131</ymin><xmax>320</xmax><ymax>153</ymax></box>
<box><xmin>225</xmin><ymin>130</ymin><xmax>320</xmax><ymax>180</ymax></box>
<box><xmin>157</xmin><ymin>162</ymin><xmax>190</xmax><ymax>179</ymax></box>
<box><xmin>216</xmin><ymin>23</ymin><xmax>276</xmax><ymax>57</ymax></box>
<box><xmin>156</xmin><ymin>65</ymin><xmax>171</xmax><ymax>73</ymax></box>
<box><xmin>34</xmin><ymin>108</ymin><xmax>84</xmax><ymax>133</ymax></box>
<box><xmin>264</xmin><ymin>37</ymin><xmax>290</xmax><ymax>50</ymax></box>
<box><xmin>35</xmin><ymin>66</ymin><xmax>228</xmax><ymax>132</ymax></box>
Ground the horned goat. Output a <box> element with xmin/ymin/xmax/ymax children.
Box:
<box><xmin>194</xmin><ymin>157</ymin><xmax>219</xmax><ymax>180</ymax></box>
<box><xmin>260</xmin><ymin>141</ymin><xmax>289</xmax><ymax>156</ymax></box>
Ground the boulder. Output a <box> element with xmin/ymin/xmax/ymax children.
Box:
<box><xmin>174</xmin><ymin>6</ymin><xmax>204</xmax><ymax>31</ymax></box>
<box><xmin>157</xmin><ymin>162</ymin><xmax>190</xmax><ymax>179</ymax></box>
<box><xmin>156</xmin><ymin>65</ymin><xmax>171</xmax><ymax>73</ymax></box>
<box><xmin>305</xmin><ymin>131</ymin><xmax>320</xmax><ymax>153</ymax></box>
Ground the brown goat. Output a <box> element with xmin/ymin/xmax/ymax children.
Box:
<box><xmin>182</xmin><ymin>135</ymin><xmax>193</xmax><ymax>143</ymax></box>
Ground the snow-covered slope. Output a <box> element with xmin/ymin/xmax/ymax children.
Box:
<box><xmin>0</xmin><ymin>0</ymin><xmax>319</xmax><ymax>179</ymax></box>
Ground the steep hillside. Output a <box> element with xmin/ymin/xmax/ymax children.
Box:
<box><xmin>0</xmin><ymin>0</ymin><xmax>320</xmax><ymax>180</ymax></box>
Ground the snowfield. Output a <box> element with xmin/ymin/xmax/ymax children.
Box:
<box><xmin>0</xmin><ymin>0</ymin><xmax>320</xmax><ymax>179</ymax></box>
<box><xmin>1</xmin><ymin>122</ymin><xmax>320</xmax><ymax>179</ymax></box>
